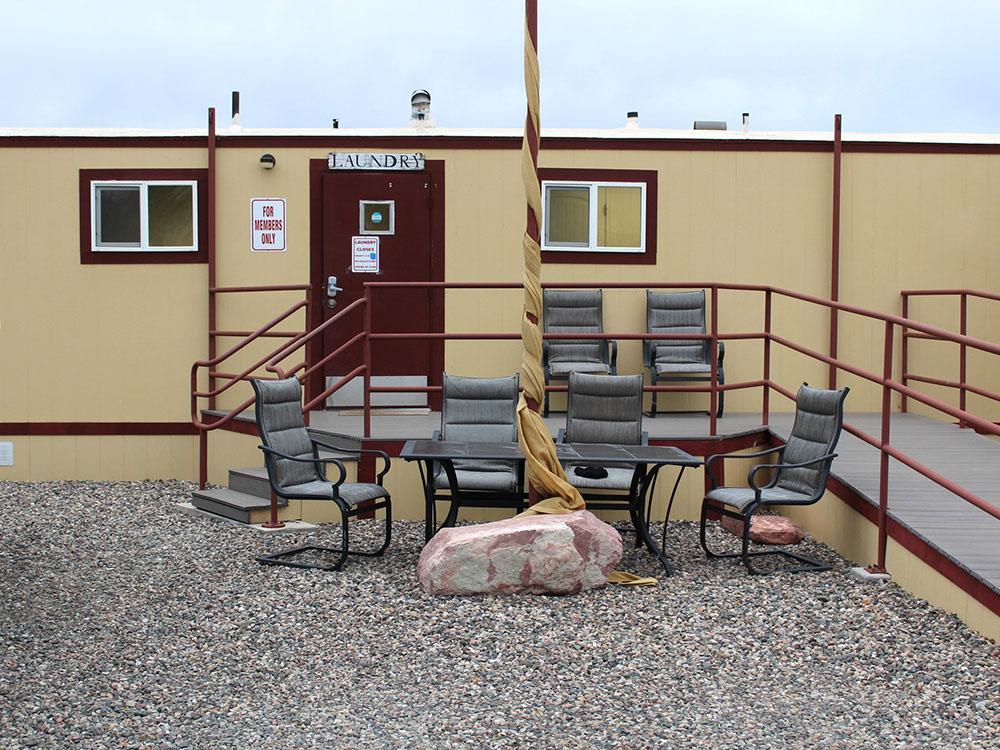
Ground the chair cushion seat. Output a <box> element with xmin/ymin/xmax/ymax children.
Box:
<box><xmin>549</xmin><ymin>361</ymin><xmax>612</xmax><ymax>376</ymax></box>
<box><xmin>653</xmin><ymin>361</ymin><xmax>712</xmax><ymax>374</ymax></box>
<box><xmin>706</xmin><ymin>486</ymin><xmax>814</xmax><ymax>512</ymax></box>
<box><xmin>565</xmin><ymin>465</ymin><xmax>636</xmax><ymax>491</ymax></box>
<box><xmin>282</xmin><ymin>480</ymin><xmax>389</xmax><ymax>505</ymax></box>
<box><xmin>434</xmin><ymin>466</ymin><xmax>519</xmax><ymax>493</ymax></box>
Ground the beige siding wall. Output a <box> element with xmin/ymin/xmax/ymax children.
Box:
<box><xmin>2</xmin><ymin>142</ymin><xmax>999</xmax><ymax>483</ymax></box>
<box><xmin>838</xmin><ymin>153</ymin><xmax>1000</xmax><ymax>417</ymax></box>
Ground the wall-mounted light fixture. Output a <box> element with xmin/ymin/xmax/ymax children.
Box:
<box><xmin>259</xmin><ymin>153</ymin><xmax>276</xmax><ymax>169</ymax></box>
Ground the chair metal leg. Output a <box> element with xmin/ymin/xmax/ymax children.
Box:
<box><xmin>699</xmin><ymin>499</ymin><xmax>829</xmax><ymax>575</ymax></box>
<box><xmin>717</xmin><ymin>368</ymin><xmax>726</xmax><ymax>418</ymax></box>
<box><xmin>256</xmin><ymin>502</ymin><xmax>351</xmax><ymax>571</ymax></box>
<box><xmin>256</xmin><ymin>498</ymin><xmax>392</xmax><ymax>571</ymax></box>
<box><xmin>648</xmin><ymin>370</ymin><xmax>658</xmax><ymax>418</ymax></box>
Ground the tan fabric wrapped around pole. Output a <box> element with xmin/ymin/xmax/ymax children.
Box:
<box><xmin>515</xmin><ymin>7</ymin><xmax>582</xmax><ymax>515</ymax></box>
<box><xmin>514</xmin><ymin>5</ymin><xmax>654</xmax><ymax>585</ymax></box>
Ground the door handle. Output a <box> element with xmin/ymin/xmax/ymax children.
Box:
<box><xmin>326</xmin><ymin>275</ymin><xmax>343</xmax><ymax>308</ymax></box>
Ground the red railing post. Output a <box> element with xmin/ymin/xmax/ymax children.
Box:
<box><xmin>872</xmin><ymin>319</ymin><xmax>894</xmax><ymax>573</ymax></box>
<box><xmin>261</xmin><ymin>489</ymin><xmax>284</xmax><ymax>529</ymax></box>
<box><xmin>900</xmin><ymin>293</ymin><xmax>909</xmax><ymax>413</ymax></box>
<box><xmin>762</xmin><ymin>289</ymin><xmax>772</xmax><ymax>426</ymax></box>
<box><xmin>828</xmin><ymin>113</ymin><xmax>843</xmax><ymax>390</ymax></box>
<box><xmin>709</xmin><ymin>285</ymin><xmax>719</xmax><ymax>436</ymax></box>
<box><xmin>198</xmin><ymin>429</ymin><xmax>208</xmax><ymax>490</ymax></box>
<box><xmin>959</xmin><ymin>292</ymin><xmax>968</xmax><ymax>427</ymax></box>
<box><xmin>207</xmin><ymin>107</ymin><xmax>218</xmax><ymax>410</ymax></box>
<box><xmin>363</xmin><ymin>285</ymin><xmax>373</xmax><ymax>439</ymax></box>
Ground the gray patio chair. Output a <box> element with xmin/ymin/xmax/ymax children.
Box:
<box><xmin>542</xmin><ymin>289</ymin><xmax>618</xmax><ymax>417</ymax></box>
<box><xmin>644</xmin><ymin>289</ymin><xmax>725</xmax><ymax>418</ymax></box>
<box><xmin>420</xmin><ymin>373</ymin><xmax>524</xmax><ymax>541</ymax></box>
<box><xmin>250</xmin><ymin>377</ymin><xmax>392</xmax><ymax>571</ymax></box>
<box><xmin>699</xmin><ymin>383</ymin><xmax>849</xmax><ymax>574</ymax></box>
<box><xmin>558</xmin><ymin>372</ymin><xmax>649</xmax><ymax>545</ymax></box>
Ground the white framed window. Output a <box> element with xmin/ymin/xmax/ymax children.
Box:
<box><xmin>91</xmin><ymin>180</ymin><xmax>198</xmax><ymax>252</ymax></box>
<box><xmin>542</xmin><ymin>180</ymin><xmax>646</xmax><ymax>254</ymax></box>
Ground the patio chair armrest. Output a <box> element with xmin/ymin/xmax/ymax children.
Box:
<box><xmin>704</xmin><ymin>446</ymin><xmax>785</xmax><ymax>489</ymax></box>
<box><xmin>556</xmin><ymin>428</ymin><xmax>567</xmax><ymax>443</ymax></box>
<box><xmin>258</xmin><ymin>444</ymin><xmax>348</xmax><ymax>487</ymax></box>
<box><xmin>747</xmin><ymin>452</ymin><xmax>838</xmax><ymax>491</ymax></box>
<box><xmin>541</xmin><ymin>340</ymin><xmax>551</xmax><ymax>367</ymax></box>
<box><xmin>717</xmin><ymin>340</ymin><xmax>726</xmax><ymax>365</ymax></box>
<box><xmin>607</xmin><ymin>339</ymin><xmax>619</xmax><ymax>371</ymax></box>
<box><xmin>431</xmin><ymin>430</ymin><xmax>442</xmax><ymax>441</ymax></box>
<box><xmin>310</xmin><ymin>437</ymin><xmax>392</xmax><ymax>484</ymax></box>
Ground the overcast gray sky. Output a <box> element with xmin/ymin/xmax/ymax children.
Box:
<box><xmin>4</xmin><ymin>0</ymin><xmax>998</xmax><ymax>133</ymax></box>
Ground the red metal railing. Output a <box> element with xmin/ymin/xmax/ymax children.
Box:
<box><xmin>191</xmin><ymin>286</ymin><xmax>369</xmax><ymax>493</ymax></box>
<box><xmin>192</xmin><ymin>280</ymin><xmax>1000</xmax><ymax>573</ymax></box>
<box><xmin>900</xmin><ymin>289</ymin><xmax>1000</xmax><ymax>422</ymax></box>
<box><xmin>360</xmin><ymin>280</ymin><xmax>1000</xmax><ymax>573</ymax></box>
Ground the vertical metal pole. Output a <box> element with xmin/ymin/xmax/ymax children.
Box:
<box><xmin>207</xmin><ymin>108</ymin><xmax>218</xmax><ymax>411</ymax></box>
<box><xmin>302</xmin><ymin>286</ymin><xmax>312</xmax><ymax>428</ymax></box>
<box><xmin>262</xmin><ymin>489</ymin><xmax>284</xmax><ymax>529</ymax></box>
<box><xmin>872</xmin><ymin>320</ymin><xmax>894</xmax><ymax>573</ymax></box>
<box><xmin>363</xmin><ymin>285</ymin><xmax>372</xmax><ymax>439</ymax></box>
<box><xmin>524</xmin><ymin>0</ymin><xmax>541</xmax><ymax>505</ymax></box>
<box><xmin>762</xmin><ymin>289</ymin><xmax>772</xmax><ymax>426</ymax></box>
<box><xmin>198</xmin><ymin>430</ymin><xmax>208</xmax><ymax>490</ymax></box>
<box><xmin>900</xmin><ymin>294</ymin><xmax>909</xmax><ymax>413</ymax></box>
<box><xmin>959</xmin><ymin>292</ymin><xmax>968</xmax><ymax>427</ymax></box>
<box><xmin>709</xmin><ymin>285</ymin><xmax>719</xmax><ymax>436</ymax></box>
<box><xmin>828</xmin><ymin>114</ymin><xmax>843</xmax><ymax>390</ymax></box>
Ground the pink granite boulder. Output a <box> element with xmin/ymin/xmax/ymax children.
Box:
<box><xmin>721</xmin><ymin>514</ymin><xmax>806</xmax><ymax>545</ymax></box>
<box><xmin>417</xmin><ymin>510</ymin><xmax>623</xmax><ymax>595</ymax></box>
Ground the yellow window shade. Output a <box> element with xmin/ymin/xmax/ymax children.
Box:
<box><xmin>545</xmin><ymin>186</ymin><xmax>589</xmax><ymax>245</ymax></box>
<box><xmin>597</xmin><ymin>186</ymin><xmax>642</xmax><ymax>248</ymax></box>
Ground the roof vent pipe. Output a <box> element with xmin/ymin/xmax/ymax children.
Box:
<box><xmin>332</xmin><ymin>118</ymin><xmax>339</xmax><ymax>129</ymax></box>
<box><xmin>410</xmin><ymin>89</ymin><xmax>433</xmax><ymax>128</ymax></box>
<box><xmin>231</xmin><ymin>91</ymin><xmax>241</xmax><ymax>129</ymax></box>
<box><xmin>693</xmin><ymin>120</ymin><xmax>727</xmax><ymax>130</ymax></box>
<box><xmin>741</xmin><ymin>112</ymin><xmax>750</xmax><ymax>136</ymax></box>
<box><xmin>625</xmin><ymin>111</ymin><xmax>639</xmax><ymax>129</ymax></box>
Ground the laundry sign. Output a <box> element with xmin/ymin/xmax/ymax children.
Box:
<box><xmin>329</xmin><ymin>152</ymin><xmax>425</xmax><ymax>171</ymax></box>
<box><xmin>250</xmin><ymin>198</ymin><xmax>286</xmax><ymax>252</ymax></box>
<box><xmin>351</xmin><ymin>236</ymin><xmax>380</xmax><ymax>273</ymax></box>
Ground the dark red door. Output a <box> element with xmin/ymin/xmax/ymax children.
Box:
<box><xmin>321</xmin><ymin>169</ymin><xmax>441</xmax><ymax>406</ymax></box>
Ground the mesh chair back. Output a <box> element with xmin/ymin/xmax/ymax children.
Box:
<box><xmin>566</xmin><ymin>372</ymin><xmax>644</xmax><ymax>445</ymax></box>
<box><xmin>543</xmin><ymin>289</ymin><xmax>604</xmax><ymax>365</ymax></box>
<box><xmin>251</xmin><ymin>377</ymin><xmax>319</xmax><ymax>489</ymax></box>
<box><xmin>776</xmin><ymin>384</ymin><xmax>849</xmax><ymax>497</ymax></box>
<box><xmin>441</xmin><ymin>374</ymin><xmax>519</xmax><ymax>444</ymax></box>
<box><xmin>645</xmin><ymin>290</ymin><xmax>708</xmax><ymax>365</ymax></box>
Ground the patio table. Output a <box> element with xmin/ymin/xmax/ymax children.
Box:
<box><xmin>400</xmin><ymin>439</ymin><xmax>702</xmax><ymax>575</ymax></box>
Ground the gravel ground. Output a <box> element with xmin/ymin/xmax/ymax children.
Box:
<box><xmin>1</xmin><ymin>480</ymin><xmax>997</xmax><ymax>750</ymax></box>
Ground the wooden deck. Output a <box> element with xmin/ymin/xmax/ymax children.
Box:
<box><xmin>306</xmin><ymin>408</ymin><xmax>1000</xmax><ymax>595</ymax></box>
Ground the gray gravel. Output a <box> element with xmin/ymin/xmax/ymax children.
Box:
<box><xmin>1</xmin><ymin>480</ymin><xmax>997</xmax><ymax>749</ymax></box>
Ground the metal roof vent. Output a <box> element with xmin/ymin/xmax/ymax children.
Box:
<box><xmin>231</xmin><ymin>91</ymin><xmax>241</xmax><ymax>131</ymax></box>
<box><xmin>410</xmin><ymin>89</ymin><xmax>434</xmax><ymax>128</ymax></box>
<box><xmin>693</xmin><ymin>120</ymin><xmax>727</xmax><ymax>130</ymax></box>
<box><xmin>625</xmin><ymin>111</ymin><xmax>639</xmax><ymax>129</ymax></box>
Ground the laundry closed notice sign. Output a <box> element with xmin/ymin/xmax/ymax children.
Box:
<box><xmin>351</xmin><ymin>236</ymin><xmax>379</xmax><ymax>273</ymax></box>
<box><xmin>251</xmin><ymin>199</ymin><xmax>286</xmax><ymax>252</ymax></box>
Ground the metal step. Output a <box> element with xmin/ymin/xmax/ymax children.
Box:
<box><xmin>190</xmin><ymin>487</ymin><xmax>285</xmax><ymax>524</ymax></box>
<box><xmin>228</xmin><ymin>467</ymin><xmax>271</xmax><ymax>499</ymax></box>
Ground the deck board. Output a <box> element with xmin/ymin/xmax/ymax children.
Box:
<box><xmin>304</xmin><ymin>409</ymin><xmax>1000</xmax><ymax>592</ymax></box>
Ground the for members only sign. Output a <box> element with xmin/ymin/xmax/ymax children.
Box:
<box><xmin>251</xmin><ymin>199</ymin><xmax>286</xmax><ymax>252</ymax></box>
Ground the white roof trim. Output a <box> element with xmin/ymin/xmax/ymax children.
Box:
<box><xmin>1</xmin><ymin>125</ymin><xmax>999</xmax><ymax>145</ymax></box>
